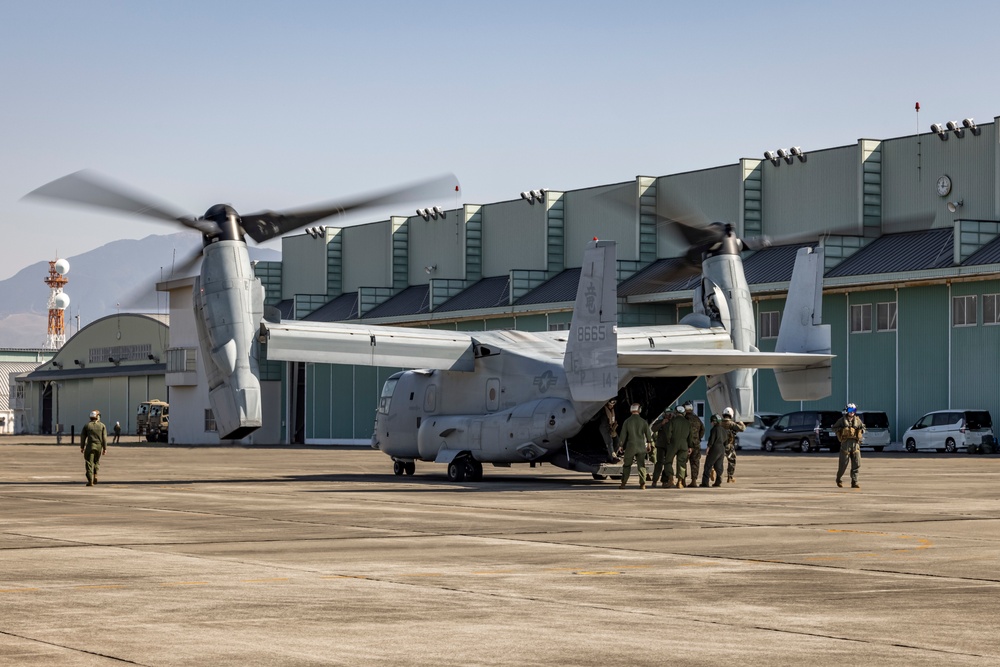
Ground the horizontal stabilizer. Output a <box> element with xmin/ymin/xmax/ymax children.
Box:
<box><xmin>775</xmin><ymin>247</ymin><xmax>832</xmax><ymax>400</ymax></box>
<box><xmin>619</xmin><ymin>349</ymin><xmax>832</xmax><ymax>377</ymax></box>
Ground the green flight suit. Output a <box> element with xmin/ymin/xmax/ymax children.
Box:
<box><xmin>685</xmin><ymin>411</ymin><xmax>705</xmax><ymax>485</ymax></box>
<box><xmin>833</xmin><ymin>414</ymin><xmax>865</xmax><ymax>487</ymax></box>
<box><xmin>702</xmin><ymin>420</ymin><xmax>730</xmax><ymax>486</ymax></box>
<box><xmin>724</xmin><ymin>419</ymin><xmax>745</xmax><ymax>478</ymax></box>
<box><xmin>80</xmin><ymin>419</ymin><xmax>107</xmax><ymax>485</ymax></box>
<box><xmin>618</xmin><ymin>413</ymin><xmax>652</xmax><ymax>488</ymax></box>
<box><xmin>657</xmin><ymin>413</ymin><xmax>694</xmax><ymax>486</ymax></box>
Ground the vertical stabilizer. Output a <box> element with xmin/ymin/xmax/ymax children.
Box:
<box><xmin>563</xmin><ymin>239</ymin><xmax>618</xmax><ymax>402</ymax></box>
<box><xmin>775</xmin><ymin>246</ymin><xmax>832</xmax><ymax>400</ymax></box>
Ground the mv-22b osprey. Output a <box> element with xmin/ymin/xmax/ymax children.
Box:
<box><xmin>29</xmin><ymin>171</ymin><xmax>833</xmax><ymax>482</ymax></box>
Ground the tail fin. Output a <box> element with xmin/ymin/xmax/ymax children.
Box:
<box><xmin>563</xmin><ymin>239</ymin><xmax>618</xmax><ymax>402</ymax></box>
<box><xmin>775</xmin><ymin>246</ymin><xmax>832</xmax><ymax>400</ymax></box>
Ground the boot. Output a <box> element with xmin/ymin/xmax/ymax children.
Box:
<box><xmin>709</xmin><ymin>470</ymin><xmax>716</xmax><ymax>483</ymax></box>
<box><xmin>699</xmin><ymin>482</ymin><xmax>710</xmax><ymax>488</ymax></box>
<box><xmin>677</xmin><ymin>479</ymin><xmax>685</xmax><ymax>489</ymax></box>
<box><xmin>851</xmin><ymin>482</ymin><xmax>861</xmax><ymax>489</ymax></box>
<box><xmin>727</xmin><ymin>475</ymin><xmax>734</xmax><ymax>483</ymax></box>
<box><xmin>836</xmin><ymin>480</ymin><xmax>843</xmax><ymax>488</ymax></box>
<box><xmin>650</xmin><ymin>481</ymin><xmax>657</xmax><ymax>488</ymax></box>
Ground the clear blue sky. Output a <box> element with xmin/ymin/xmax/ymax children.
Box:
<box><xmin>3</xmin><ymin>0</ymin><xmax>998</xmax><ymax>280</ymax></box>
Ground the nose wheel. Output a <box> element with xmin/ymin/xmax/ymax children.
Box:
<box><xmin>446</xmin><ymin>455</ymin><xmax>483</xmax><ymax>482</ymax></box>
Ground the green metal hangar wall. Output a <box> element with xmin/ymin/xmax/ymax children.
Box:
<box><xmin>19</xmin><ymin>314</ymin><xmax>168</xmax><ymax>435</ymax></box>
<box><xmin>256</xmin><ymin>115</ymin><xmax>1000</xmax><ymax>445</ymax></box>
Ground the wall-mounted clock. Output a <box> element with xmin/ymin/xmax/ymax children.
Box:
<box><xmin>936</xmin><ymin>174</ymin><xmax>952</xmax><ymax>197</ymax></box>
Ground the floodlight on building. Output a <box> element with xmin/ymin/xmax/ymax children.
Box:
<box><xmin>51</xmin><ymin>361</ymin><xmax>62</xmax><ymax>369</ymax></box>
<box><xmin>424</xmin><ymin>265</ymin><xmax>437</xmax><ymax>274</ymax></box>
<box><xmin>946</xmin><ymin>120</ymin><xmax>965</xmax><ymax>139</ymax></box>
<box><xmin>962</xmin><ymin>118</ymin><xmax>981</xmax><ymax>136</ymax></box>
<box><xmin>433</xmin><ymin>206</ymin><xmax>446</xmax><ymax>219</ymax></box>
<box><xmin>148</xmin><ymin>354</ymin><xmax>160</xmax><ymax>363</ymax></box>
<box><xmin>789</xmin><ymin>146</ymin><xmax>807</xmax><ymax>162</ymax></box>
<box><xmin>520</xmin><ymin>189</ymin><xmax>546</xmax><ymax>204</ymax></box>
<box><xmin>520</xmin><ymin>191</ymin><xmax>535</xmax><ymax>205</ymax></box>
<box><xmin>108</xmin><ymin>356</ymin><xmax>119</xmax><ymax>366</ymax></box>
<box><xmin>763</xmin><ymin>150</ymin><xmax>779</xmax><ymax>166</ymax></box>
<box><xmin>73</xmin><ymin>359</ymin><xmax>84</xmax><ymax>368</ymax></box>
<box><xmin>417</xmin><ymin>208</ymin><xmax>431</xmax><ymax>221</ymax></box>
<box><xmin>947</xmin><ymin>199</ymin><xmax>964</xmax><ymax>213</ymax></box>
<box><xmin>776</xmin><ymin>148</ymin><xmax>793</xmax><ymax>165</ymax></box>
<box><xmin>930</xmin><ymin>123</ymin><xmax>948</xmax><ymax>140</ymax></box>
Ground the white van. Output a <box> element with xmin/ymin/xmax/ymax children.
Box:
<box><xmin>902</xmin><ymin>410</ymin><xmax>994</xmax><ymax>453</ymax></box>
<box><xmin>856</xmin><ymin>411</ymin><xmax>890</xmax><ymax>451</ymax></box>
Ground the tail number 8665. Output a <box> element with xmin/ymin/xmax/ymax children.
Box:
<box><xmin>576</xmin><ymin>325</ymin><xmax>607</xmax><ymax>342</ymax></box>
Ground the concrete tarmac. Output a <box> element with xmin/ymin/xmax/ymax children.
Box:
<box><xmin>1</xmin><ymin>442</ymin><xmax>998</xmax><ymax>666</ymax></box>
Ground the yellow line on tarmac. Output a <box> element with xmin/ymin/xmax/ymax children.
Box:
<box><xmin>0</xmin><ymin>588</ymin><xmax>38</xmax><ymax>593</ymax></box>
<box><xmin>160</xmin><ymin>581</ymin><xmax>209</xmax><ymax>587</ymax></box>
<box><xmin>74</xmin><ymin>585</ymin><xmax>125</xmax><ymax>590</ymax></box>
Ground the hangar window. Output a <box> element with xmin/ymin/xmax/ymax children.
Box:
<box><xmin>876</xmin><ymin>302</ymin><xmax>897</xmax><ymax>332</ymax></box>
<box><xmin>204</xmin><ymin>409</ymin><xmax>217</xmax><ymax>432</ymax></box>
<box><xmin>952</xmin><ymin>295</ymin><xmax>977</xmax><ymax>327</ymax></box>
<box><xmin>850</xmin><ymin>304</ymin><xmax>872</xmax><ymax>333</ymax></box>
<box><xmin>759</xmin><ymin>311</ymin><xmax>780</xmax><ymax>339</ymax></box>
<box><xmin>548</xmin><ymin>322</ymin><xmax>569</xmax><ymax>331</ymax></box>
<box><xmin>983</xmin><ymin>294</ymin><xmax>1000</xmax><ymax>325</ymax></box>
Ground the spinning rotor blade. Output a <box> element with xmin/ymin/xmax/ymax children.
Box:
<box><xmin>24</xmin><ymin>170</ymin><xmax>219</xmax><ymax>235</ymax></box>
<box><xmin>240</xmin><ymin>173</ymin><xmax>459</xmax><ymax>243</ymax></box>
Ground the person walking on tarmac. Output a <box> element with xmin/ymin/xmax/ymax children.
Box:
<box><xmin>722</xmin><ymin>407</ymin><xmax>746</xmax><ymax>483</ymax></box>
<box><xmin>617</xmin><ymin>403</ymin><xmax>653</xmax><ymax>489</ymax></box>
<box><xmin>701</xmin><ymin>414</ymin><xmax>727</xmax><ymax>487</ymax></box>
<box><xmin>80</xmin><ymin>410</ymin><xmax>108</xmax><ymax>487</ymax></box>
<box><xmin>659</xmin><ymin>405</ymin><xmax>695</xmax><ymax>488</ymax></box>
<box><xmin>683</xmin><ymin>401</ymin><xmax>705</xmax><ymax>487</ymax></box>
<box><xmin>113</xmin><ymin>421</ymin><xmax>121</xmax><ymax>444</ymax></box>
<box><xmin>833</xmin><ymin>403</ymin><xmax>866</xmax><ymax>489</ymax></box>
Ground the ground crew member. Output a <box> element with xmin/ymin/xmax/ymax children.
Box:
<box><xmin>833</xmin><ymin>403</ymin><xmax>865</xmax><ymax>489</ymax></box>
<box><xmin>722</xmin><ymin>407</ymin><xmax>746</xmax><ymax>483</ymax></box>
<box><xmin>80</xmin><ymin>410</ymin><xmax>108</xmax><ymax>487</ymax></box>
<box><xmin>618</xmin><ymin>403</ymin><xmax>653</xmax><ymax>489</ymax></box>
<box><xmin>113</xmin><ymin>421</ymin><xmax>121</xmax><ymax>444</ymax></box>
<box><xmin>599</xmin><ymin>399</ymin><xmax>619</xmax><ymax>462</ymax></box>
<box><xmin>649</xmin><ymin>408</ymin><xmax>671</xmax><ymax>486</ymax></box>
<box><xmin>684</xmin><ymin>401</ymin><xmax>705</xmax><ymax>487</ymax></box>
<box><xmin>660</xmin><ymin>405</ymin><xmax>694</xmax><ymax>488</ymax></box>
<box><xmin>701</xmin><ymin>414</ymin><xmax>726</xmax><ymax>487</ymax></box>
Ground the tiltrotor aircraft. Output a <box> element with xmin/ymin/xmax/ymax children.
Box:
<box><xmin>28</xmin><ymin>171</ymin><xmax>833</xmax><ymax>482</ymax></box>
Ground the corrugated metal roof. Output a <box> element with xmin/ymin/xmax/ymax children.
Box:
<box><xmin>302</xmin><ymin>292</ymin><xmax>359</xmax><ymax>322</ymax></box>
<box><xmin>515</xmin><ymin>268</ymin><xmax>581</xmax><ymax>305</ymax></box>
<box><xmin>435</xmin><ymin>276</ymin><xmax>511</xmax><ymax>313</ymax></box>
<box><xmin>617</xmin><ymin>258</ymin><xmax>698</xmax><ymax>297</ymax></box>
<box><xmin>743</xmin><ymin>243</ymin><xmax>815</xmax><ymax>284</ymax></box>
<box><xmin>825</xmin><ymin>229</ymin><xmax>954</xmax><ymax>277</ymax></box>
<box><xmin>363</xmin><ymin>286</ymin><xmax>430</xmax><ymax>319</ymax></box>
<box><xmin>21</xmin><ymin>363</ymin><xmax>166</xmax><ymax>383</ymax></box>
<box><xmin>962</xmin><ymin>235</ymin><xmax>1000</xmax><ymax>266</ymax></box>
<box><xmin>276</xmin><ymin>299</ymin><xmax>295</xmax><ymax>320</ymax></box>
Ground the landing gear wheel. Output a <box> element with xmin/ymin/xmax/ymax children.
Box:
<box><xmin>873</xmin><ymin>447</ymin><xmax>884</xmax><ymax>452</ymax></box>
<box><xmin>393</xmin><ymin>460</ymin><xmax>405</xmax><ymax>476</ymax></box>
<box><xmin>465</xmin><ymin>459</ymin><xmax>483</xmax><ymax>481</ymax></box>
<box><xmin>592</xmin><ymin>473</ymin><xmax>608</xmax><ymax>481</ymax></box>
<box><xmin>404</xmin><ymin>461</ymin><xmax>416</xmax><ymax>476</ymax></box>
<box><xmin>764</xmin><ymin>440</ymin><xmax>775</xmax><ymax>453</ymax></box>
<box><xmin>906</xmin><ymin>438</ymin><xmax>916</xmax><ymax>453</ymax></box>
<box><xmin>983</xmin><ymin>442</ymin><xmax>995</xmax><ymax>455</ymax></box>
<box><xmin>945</xmin><ymin>438</ymin><xmax>957</xmax><ymax>453</ymax></box>
<box><xmin>447</xmin><ymin>460</ymin><xmax>467</xmax><ymax>482</ymax></box>
<box><xmin>799</xmin><ymin>438</ymin><xmax>811</xmax><ymax>453</ymax></box>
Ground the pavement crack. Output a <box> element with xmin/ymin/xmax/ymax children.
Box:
<box><xmin>0</xmin><ymin>628</ymin><xmax>151</xmax><ymax>665</ymax></box>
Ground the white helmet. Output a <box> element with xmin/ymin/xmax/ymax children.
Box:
<box><xmin>630</xmin><ymin>403</ymin><xmax>641</xmax><ymax>413</ymax></box>
<box><xmin>675</xmin><ymin>405</ymin><xmax>685</xmax><ymax>414</ymax></box>
<box><xmin>89</xmin><ymin>410</ymin><xmax>99</xmax><ymax>419</ymax></box>
<box><xmin>722</xmin><ymin>407</ymin><xmax>734</xmax><ymax>418</ymax></box>
<box><xmin>846</xmin><ymin>403</ymin><xmax>857</xmax><ymax>413</ymax></box>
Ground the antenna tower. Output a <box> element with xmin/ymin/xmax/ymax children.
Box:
<box><xmin>44</xmin><ymin>257</ymin><xmax>71</xmax><ymax>349</ymax></box>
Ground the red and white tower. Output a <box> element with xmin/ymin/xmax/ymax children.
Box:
<box><xmin>44</xmin><ymin>258</ymin><xmax>70</xmax><ymax>349</ymax></box>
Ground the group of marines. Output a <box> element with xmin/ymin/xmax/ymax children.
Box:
<box><xmin>614</xmin><ymin>401</ymin><xmax>745</xmax><ymax>490</ymax></box>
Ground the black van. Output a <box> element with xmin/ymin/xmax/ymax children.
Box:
<box><xmin>761</xmin><ymin>410</ymin><xmax>843</xmax><ymax>452</ymax></box>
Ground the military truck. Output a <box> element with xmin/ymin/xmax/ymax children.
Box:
<box><xmin>137</xmin><ymin>399</ymin><xmax>169</xmax><ymax>442</ymax></box>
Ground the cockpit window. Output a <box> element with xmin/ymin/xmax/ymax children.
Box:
<box><xmin>379</xmin><ymin>378</ymin><xmax>399</xmax><ymax>414</ymax></box>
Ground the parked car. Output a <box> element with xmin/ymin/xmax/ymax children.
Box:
<box><xmin>735</xmin><ymin>412</ymin><xmax>781</xmax><ymax>450</ymax></box>
<box><xmin>901</xmin><ymin>409</ymin><xmax>994</xmax><ymax>453</ymax></box>
<box><xmin>761</xmin><ymin>410</ymin><xmax>843</xmax><ymax>452</ymax></box>
<box><xmin>856</xmin><ymin>410</ymin><xmax>890</xmax><ymax>452</ymax></box>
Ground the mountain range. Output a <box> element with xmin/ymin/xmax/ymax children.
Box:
<box><xmin>0</xmin><ymin>233</ymin><xmax>280</xmax><ymax>348</ymax></box>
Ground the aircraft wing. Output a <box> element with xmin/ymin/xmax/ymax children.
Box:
<box><xmin>262</xmin><ymin>321</ymin><xmax>476</xmax><ymax>371</ymax></box>
<box><xmin>618</xmin><ymin>349</ymin><xmax>833</xmax><ymax>377</ymax></box>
